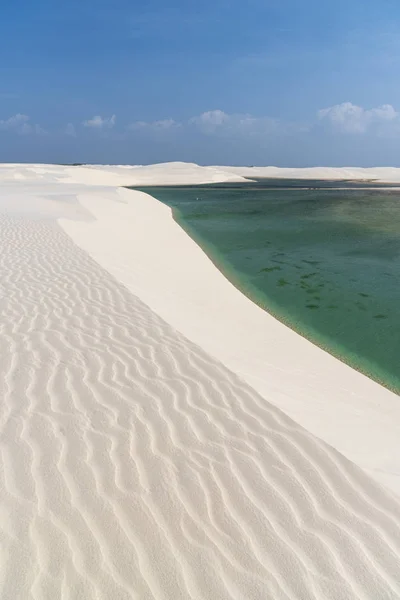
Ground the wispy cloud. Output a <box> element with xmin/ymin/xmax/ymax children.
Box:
<box><xmin>83</xmin><ymin>115</ymin><xmax>116</xmax><ymax>129</ymax></box>
<box><xmin>20</xmin><ymin>123</ymin><xmax>47</xmax><ymax>135</ymax></box>
<box><xmin>318</xmin><ymin>102</ymin><xmax>398</xmax><ymax>133</ymax></box>
<box><xmin>189</xmin><ymin>110</ymin><xmax>230</xmax><ymax>133</ymax></box>
<box><xmin>125</xmin><ymin>109</ymin><xmax>307</xmax><ymax>138</ymax></box>
<box><xmin>0</xmin><ymin>113</ymin><xmax>29</xmax><ymax>130</ymax></box>
<box><xmin>128</xmin><ymin>118</ymin><xmax>179</xmax><ymax>132</ymax></box>
<box><xmin>43</xmin><ymin>102</ymin><xmax>400</xmax><ymax>142</ymax></box>
<box><xmin>65</xmin><ymin>123</ymin><xmax>77</xmax><ymax>137</ymax></box>
<box><xmin>0</xmin><ymin>114</ymin><xmax>46</xmax><ymax>135</ymax></box>
<box><xmin>189</xmin><ymin>109</ymin><xmax>306</xmax><ymax>136</ymax></box>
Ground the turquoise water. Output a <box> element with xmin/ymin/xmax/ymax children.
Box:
<box><xmin>132</xmin><ymin>181</ymin><xmax>400</xmax><ymax>394</ymax></box>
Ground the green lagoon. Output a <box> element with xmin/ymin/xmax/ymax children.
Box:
<box><xmin>132</xmin><ymin>180</ymin><xmax>400</xmax><ymax>394</ymax></box>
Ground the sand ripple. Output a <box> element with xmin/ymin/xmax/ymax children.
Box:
<box><xmin>1</xmin><ymin>214</ymin><xmax>400</xmax><ymax>599</ymax></box>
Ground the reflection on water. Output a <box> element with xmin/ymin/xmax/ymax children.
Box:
<box><xmin>131</xmin><ymin>181</ymin><xmax>400</xmax><ymax>394</ymax></box>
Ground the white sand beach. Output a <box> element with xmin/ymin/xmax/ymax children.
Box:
<box><xmin>1</xmin><ymin>162</ymin><xmax>400</xmax><ymax>599</ymax></box>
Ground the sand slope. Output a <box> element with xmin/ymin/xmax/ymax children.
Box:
<box><xmin>1</xmin><ymin>213</ymin><xmax>400</xmax><ymax>600</ymax></box>
<box><xmin>60</xmin><ymin>186</ymin><xmax>400</xmax><ymax>497</ymax></box>
<box><xmin>1</xmin><ymin>163</ymin><xmax>400</xmax><ymax>599</ymax></box>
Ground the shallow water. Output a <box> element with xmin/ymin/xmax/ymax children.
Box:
<box><xmin>132</xmin><ymin>181</ymin><xmax>400</xmax><ymax>394</ymax></box>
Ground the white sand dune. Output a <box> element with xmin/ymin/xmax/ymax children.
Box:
<box><xmin>1</xmin><ymin>162</ymin><xmax>400</xmax><ymax>599</ymax></box>
<box><xmin>60</xmin><ymin>185</ymin><xmax>400</xmax><ymax>497</ymax></box>
<box><xmin>213</xmin><ymin>164</ymin><xmax>400</xmax><ymax>183</ymax></box>
<box><xmin>0</xmin><ymin>161</ymin><xmax>247</xmax><ymax>188</ymax></box>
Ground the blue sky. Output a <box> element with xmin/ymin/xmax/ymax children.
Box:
<box><xmin>2</xmin><ymin>0</ymin><xmax>400</xmax><ymax>165</ymax></box>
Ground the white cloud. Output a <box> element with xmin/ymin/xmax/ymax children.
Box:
<box><xmin>0</xmin><ymin>114</ymin><xmax>45</xmax><ymax>135</ymax></box>
<box><xmin>189</xmin><ymin>109</ymin><xmax>300</xmax><ymax>136</ymax></box>
<box><xmin>371</xmin><ymin>104</ymin><xmax>398</xmax><ymax>120</ymax></box>
<box><xmin>318</xmin><ymin>102</ymin><xmax>398</xmax><ymax>133</ymax></box>
<box><xmin>83</xmin><ymin>114</ymin><xmax>116</xmax><ymax>129</ymax></box>
<box><xmin>126</xmin><ymin>109</ymin><xmax>304</xmax><ymax>138</ymax></box>
<box><xmin>189</xmin><ymin>110</ymin><xmax>230</xmax><ymax>133</ymax></box>
<box><xmin>128</xmin><ymin>118</ymin><xmax>179</xmax><ymax>131</ymax></box>
<box><xmin>0</xmin><ymin>110</ymin><xmax>300</xmax><ymax>139</ymax></box>
<box><xmin>20</xmin><ymin>123</ymin><xmax>47</xmax><ymax>136</ymax></box>
<box><xmin>65</xmin><ymin>123</ymin><xmax>77</xmax><ymax>137</ymax></box>
<box><xmin>0</xmin><ymin>114</ymin><xmax>29</xmax><ymax>130</ymax></box>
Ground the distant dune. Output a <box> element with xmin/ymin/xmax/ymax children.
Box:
<box><xmin>213</xmin><ymin>164</ymin><xmax>400</xmax><ymax>183</ymax></box>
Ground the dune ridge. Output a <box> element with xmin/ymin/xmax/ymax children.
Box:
<box><xmin>1</xmin><ymin>212</ymin><xmax>400</xmax><ymax>599</ymax></box>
